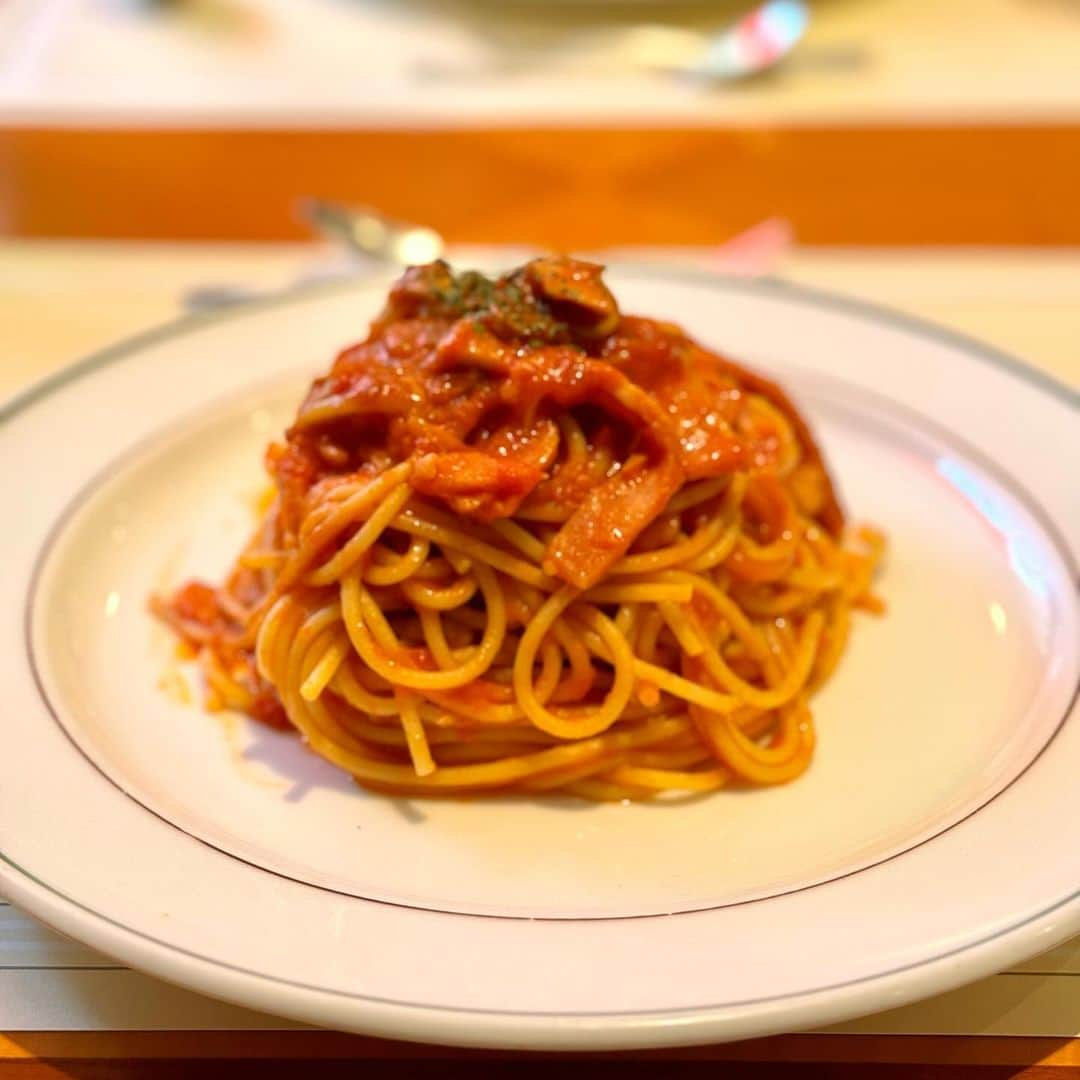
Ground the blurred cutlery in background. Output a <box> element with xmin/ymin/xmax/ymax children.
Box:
<box><xmin>182</xmin><ymin>200</ymin><xmax>444</xmax><ymax>311</ymax></box>
<box><xmin>181</xmin><ymin>202</ymin><xmax>793</xmax><ymax>312</ymax></box>
<box><xmin>300</xmin><ymin>199</ymin><xmax>445</xmax><ymax>266</ymax></box>
<box><xmin>413</xmin><ymin>0</ymin><xmax>811</xmax><ymax>84</ymax></box>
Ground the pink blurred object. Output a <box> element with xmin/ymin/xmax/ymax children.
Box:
<box><xmin>710</xmin><ymin>218</ymin><xmax>795</xmax><ymax>276</ymax></box>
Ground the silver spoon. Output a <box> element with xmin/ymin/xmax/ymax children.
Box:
<box><xmin>299</xmin><ymin>199</ymin><xmax>444</xmax><ymax>266</ymax></box>
<box><xmin>182</xmin><ymin>201</ymin><xmax>444</xmax><ymax>311</ymax></box>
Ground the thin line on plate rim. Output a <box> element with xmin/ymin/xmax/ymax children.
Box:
<box><xmin>0</xmin><ymin>850</ymin><xmax>1077</xmax><ymax>1020</ymax></box>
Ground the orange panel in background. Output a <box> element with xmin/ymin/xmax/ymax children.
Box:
<box><xmin>0</xmin><ymin>124</ymin><xmax>1074</xmax><ymax>246</ymax></box>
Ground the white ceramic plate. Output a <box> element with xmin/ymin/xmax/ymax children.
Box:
<box><xmin>1</xmin><ymin>266</ymin><xmax>1077</xmax><ymax>1049</ymax></box>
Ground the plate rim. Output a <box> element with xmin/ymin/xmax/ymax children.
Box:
<box><xmin>1</xmin><ymin>857</ymin><xmax>1077</xmax><ymax>1049</ymax></box>
<box><xmin>2</xmin><ymin>263</ymin><xmax>1078</xmax><ymax>1048</ymax></box>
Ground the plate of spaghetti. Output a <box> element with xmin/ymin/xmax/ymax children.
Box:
<box><xmin>1</xmin><ymin>257</ymin><xmax>1077</xmax><ymax>1048</ymax></box>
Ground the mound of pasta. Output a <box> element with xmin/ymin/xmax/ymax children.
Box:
<box><xmin>158</xmin><ymin>257</ymin><xmax>884</xmax><ymax>801</ymax></box>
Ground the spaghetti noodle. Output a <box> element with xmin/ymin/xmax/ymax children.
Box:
<box><xmin>157</xmin><ymin>257</ymin><xmax>885</xmax><ymax>801</ymax></box>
